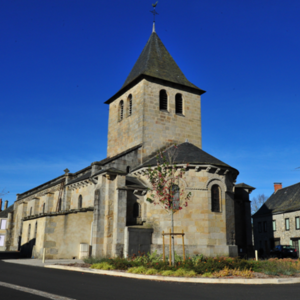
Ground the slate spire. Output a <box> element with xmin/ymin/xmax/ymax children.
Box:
<box><xmin>121</xmin><ymin>32</ymin><xmax>203</xmax><ymax>92</ymax></box>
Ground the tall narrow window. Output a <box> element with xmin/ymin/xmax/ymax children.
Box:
<box><xmin>296</xmin><ymin>217</ymin><xmax>300</xmax><ymax>230</ymax></box>
<box><xmin>126</xmin><ymin>166</ymin><xmax>130</xmax><ymax>173</ymax></box>
<box><xmin>42</xmin><ymin>203</ymin><xmax>45</xmax><ymax>214</ymax></box>
<box><xmin>133</xmin><ymin>203</ymin><xmax>141</xmax><ymax>218</ymax></box>
<box><xmin>127</xmin><ymin>94</ymin><xmax>132</xmax><ymax>116</ymax></box>
<box><xmin>285</xmin><ymin>218</ymin><xmax>290</xmax><ymax>231</ymax></box>
<box><xmin>159</xmin><ymin>89</ymin><xmax>168</xmax><ymax>111</ymax></box>
<box><xmin>0</xmin><ymin>220</ymin><xmax>7</xmax><ymax>230</ymax></box>
<box><xmin>29</xmin><ymin>207</ymin><xmax>32</xmax><ymax>216</ymax></box>
<box><xmin>272</xmin><ymin>220</ymin><xmax>276</xmax><ymax>231</ymax></box>
<box><xmin>175</xmin><ymin>93</ymin><xmax>183</xmax><ymax>114</ymax></box>
<box><xmin>28</xmin><ymin>224</ymin><xmax>31</xmax><ymax>242</ymax></box>
<box><xmin>34</xmin><ymin>222</ymin><xmax>37</xmax><ymax>239</ymax></box>
<box><xmin>78</xmin><ymin>195</ymin><xmax>82</xmax><ymax>209</ymax></box>
<box><xmin>211</xmin><ymin>185</ymin><xmax>220</xmax><ymax>212</ymax></box>
<box><xmin>172</xmin><ymin>184</ymin><xmax>180</xmax><ymax>210</ymax></box>
<box><xmin>119</xmin><ymin>100</ymin><xmax>124</xmax><ymax>121</ymax></box>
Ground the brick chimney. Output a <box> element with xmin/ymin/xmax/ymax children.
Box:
<box><xmin>4</xmin><ymin>200</ymin><xmax>8</xmax><ymax>210</ymax></box>
<box><xmin>0</xmin><ymin>199</ymin><xmax>2</xmax><ymax>211</ymax></box>
<box><xmin>274</xmin><ymin>182</ymin><xmax>282</xmax><ymax>193</ymax></box>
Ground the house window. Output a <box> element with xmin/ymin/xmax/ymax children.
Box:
<box><xmin>0</xmin><ymin>219</ymin><xmax>7</xmax><ymax>230</ymax></box>
<box><xmin>119</xmin><ymin>100</ymin><xmax>124</xmax><ymax>121</ymax></box>
<box><xmin>29</xmin><ymin>207</ymin><xmax>32</xmax><ymax>216</ymax></box>
<box><xmin>263</xmin><ymin>221</ymin><xmax>267</xmax><ymax>232</ymax></box>
<box><xmin>126</xmin><ymin>166</ymin><xmax>130</xmax><ymax>173</ymax></box>
<box><xmin>296</xmin><ymin>217</ymin><xmax>300</xmax><ymax>230</ymax></box>
<box><xmin>175</xmin><ymin>93</ymin><xmax>183</xmax><ymax>114</ymax></box>
<box><xmin>285</xmin><ymin>218</ymin><xmax>290</xmax><ymax>231</ymax></box>
<box><xmin>272</xmin><ymin>220</ymin><xmax>276</xmax><ymax>231</ymax></box>
<box><xmin>42</xmin><ymin>203</ymin><xmax>45</xmax><ymax>214</ymax></box>
<box><xmin>28</xmin><ymin>224</ymin><xmax>31</xmax><ymax>242</ymax></box>
<box><xmin>133</xmin><ymin>203</ymin><xmax>141</xmax><ymax>218</ymax></box>
<box><xmin>78</xmin><ymin>195</ymin><xmax>82</xmax><ymax>209</ymax></box>
<box><xmin>0</xmin><ymin>235</ymin><xmax>4</xmax><ymax>247</ymax></box>
<box><xmin>159</xmin><ymin>89</ymin><xmax>168</xmax><ymax>111</ymax></box>
<box><xmin>127</xmin><ymin>94</ymin><xmax>132</xmax><ymax>116</ymax></box>
<box><xmin>258</xmin><ymin>222</ymin><xmax>262</xmax><ymax>233</ymax></box>
<box><xmin>211</xmin><ymin>185</ymin><xmax>221</xmax><ymax>212</ymax></box>
<box><xmin>172</xmin><ymin>184</ymin><xmax>180</xmax><ymax>210</ymax></box>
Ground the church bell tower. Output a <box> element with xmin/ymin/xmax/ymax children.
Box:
<box><xmin>105</xmin><ymin>20</ymin><xmax>205</xmax><ymax>161</ymax></box>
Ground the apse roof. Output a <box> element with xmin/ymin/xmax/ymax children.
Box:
<box><xmin>133</xmin><ymin>142</ymin><xmax>238</xmax><ymax>173</ymax></box>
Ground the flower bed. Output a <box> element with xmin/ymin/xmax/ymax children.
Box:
<box><xmin>83</xmin><ymin>252</ymin><xmax>300</xmax><ymax>278</ymax></box>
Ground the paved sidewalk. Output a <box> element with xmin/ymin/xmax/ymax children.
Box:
<box><xmin>1</xmin><ymin>258</ymin><xmax>84</xmax><ymax>267</ymax></box>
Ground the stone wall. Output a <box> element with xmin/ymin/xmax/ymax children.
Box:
<box><xmin>254</xmin><ymin>210</ymin><xmax>300</xmax><ymax>254</ymax></box>
<box><xmin>106</xmin><ymin>79</ymin><xmax>202</xmax><ymax>161</ymax></box>
<box><xmin>133</xmin><ymin>165</ymin><xmax>237</xmax><ymax>257</ymax></box>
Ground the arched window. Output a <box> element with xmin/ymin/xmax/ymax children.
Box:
<box><xmin>78</xmin><ymin>195</ymin><xmax>82</xmax><ymax>209</ymax></box>
<box><xmin>127</xmin><ymin>94</ymin><xmax>132</xmax><ymax>116</ymax></box>
<box><xmin>133</xmin><ymin>202</ymin><xmax>141</xmax><ymax>218</ymax></box>
<box><xmin>175</xmin><ymin>93</ymin><xmax>183</xmax><ymax>114</ymax></box>
<box><xmin>57</xmin><ymin>198</ymin><xmax>62</xmax><ymax>212</ymax></box>
<box><xmin>126</xmin><ymin>166</ymin><xmax>130</xmax><ymax>173</ymax></box>
<box><xmin>172</xmin><ymin>184</ymin><xmax>180</xmax><ymax>210</ymax></box>
<box><xmin>34</xmin><ymin>222</ymin><xmax>38</xmax><ymax>239</ymax></box>
<box><xmin>211</xmin><ymin>185</ymin><xmax>221</xmax><ymax>212</ymax></box>
<box><xmin>28</xmin><ymin>224</ymin><xmax>31</xmax><ymax>242</ymax></box>
<box><xmin>42</xmin><ymin>203</ymin><xmax>45</xmax><ymax>214</ymax></box>
<box><xmin>159</xmin><ymin>90</ymin><xmax>168</xmax><ymax>111</ymax></box>
<box><xmin>29</xmin><ymin>207</ymin><xmax>32</xmax><ymax>216</ymax></box>
<box><xmin>119</xmin><ymin>100</ymin><xmax>124</xmax><ymax>121</ymax></box>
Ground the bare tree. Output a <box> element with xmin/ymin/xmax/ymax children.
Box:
<box><xmin>0</xmin><ymin>188</ymin><xmax>9</xmax><ymax>198</ymax></box>
<box><xmin>251</xmin><ymin>194</ymin><xmax>268</xmax><ymax>214</ymax></box>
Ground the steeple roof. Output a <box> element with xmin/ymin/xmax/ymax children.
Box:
<box><xmin>105</xmin><ymin>32</ymin><xmax>205</xmax><ymax>104</ymax></box>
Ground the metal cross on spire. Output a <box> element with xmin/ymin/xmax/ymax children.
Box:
<box><xmin>150</xmin><ymin>1</ymin><xmax>158</xmax><ymax>32</ymax></box>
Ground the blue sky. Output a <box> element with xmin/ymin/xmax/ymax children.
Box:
<box><xmin>1</xmin><ymin>0</ymin><xmax>299</xmax><ymax>207</ymax></box>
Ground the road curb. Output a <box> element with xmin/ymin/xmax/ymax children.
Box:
<box><xmin>44</xmin><ymin>265</ymin><xmax>300</xmax><ymax>284</ymax></box>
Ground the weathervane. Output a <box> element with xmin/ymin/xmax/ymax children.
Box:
<box><xmin>150</xmin><ymin>1</ymin><xmax>158</xmax><ymax>32</ymax></box>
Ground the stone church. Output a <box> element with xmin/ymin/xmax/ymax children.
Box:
<box><xmin>4</xmin><ymin>25</ymin><xmax>254</xmax><ymax>259</ymax></box>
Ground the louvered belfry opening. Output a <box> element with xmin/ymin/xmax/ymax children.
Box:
<box><xmin>128</xmin><ymin>94</ymin><xmax>132</xmax><ymax>116</ymax></box>
<box><xmin>175</xmin><ymin>93</ymin><xmax>183</xmax><ymax>114</ymax></box>
<box><xmin>159</xmin><ymin>89</ymin><xmax>168</xmax><ymax>110</ymax></box>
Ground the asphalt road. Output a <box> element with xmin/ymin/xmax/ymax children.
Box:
<box><xmin>1</xmin><ymin>260</ymin><xmax>300</xmax><ymax>300</ymax></box>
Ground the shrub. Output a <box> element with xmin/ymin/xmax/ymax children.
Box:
<box><xmin>127</xmin><ymin>266</ymin><xmax>148</xmax><ymax>274</ymax></box>
<box><xmin>160</xmin><ymin>270</ymin><xmax>175</xmax><ymax>276</ymax></box>
<box><xmin>91</xmin><ymin>262</ymin><xmax>115</xmax><ymax>270</ymax></box>
<box><xmin>145</xmin><ymin>268</ymin><xmax>158</xmax><ymax>275</ymax></box>
<box><xmin>202</xmin><ymin>272</ymin><xmax>213</xmax><ymax>278</ymax></box>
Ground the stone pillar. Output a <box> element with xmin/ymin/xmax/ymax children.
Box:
<box><xmin>45</xmin><ymin>193</ymin><xmax>54</xmax><ymax>213</ymax></box>
<box><xmin>112</xmin><ymin>175</ymin><xmax>127</xmax><ymax>257</ymax></box>
<box><xmin>63</xmin><ymin>186</ymin><xmax>72</xmax><ymax>211</ymax></box>
<box><xmin>92</xmin><ymin>176</ymin><xmax>105</xmax><ymax>257</ymax></box>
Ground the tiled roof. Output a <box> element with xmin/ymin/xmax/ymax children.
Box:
<box><xmin>253</xmin><ymin>182</ymin><xmax>300</xmax><ymax>217</ymax></box>
<box><xmin>0</xmin><ymin>205</ymin><xmax>14</xmax><ymax>218</ymax></box>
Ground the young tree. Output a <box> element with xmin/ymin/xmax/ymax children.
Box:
<box><xmin>251</xmin><ymin>194</ymin><xmax>268</xmax><ymax>214</ymax></box>
<box><xmin>144</xmin><ymin>145</ymin><xmax>191</xmax><ymax>265</ymax></box>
